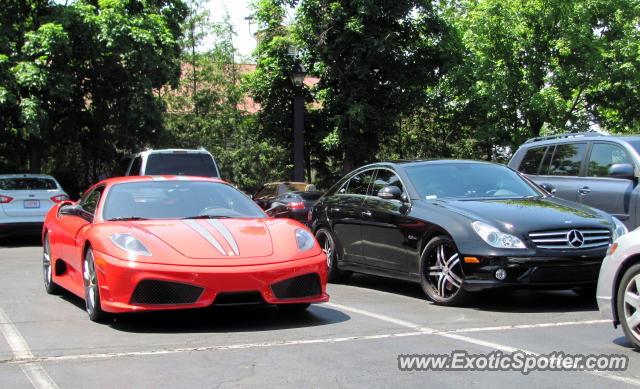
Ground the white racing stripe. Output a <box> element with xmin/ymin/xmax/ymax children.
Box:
<box><xmin>325</xmin><ymin>302</ymin><xmax>640</xmax><ymax>386</ymax></box>
<box><xmin>183</xmin><ymin>219</ymin><xmax>226</xmax><ymax>256</ymax></box>
<box><xmin>207</xmin><ymin>219</ymin><xmax>239</xmax><ymax>256</ymax></box>
<box><xmin>0</xmin><ymin>307</ymin><xmax>58</xmax><ymax>389</ymax></box>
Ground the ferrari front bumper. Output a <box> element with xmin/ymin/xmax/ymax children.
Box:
<box><xmin>92</xmin><ymin>249</ymin><xmax>329</xmax><ymax>313</ymax></box>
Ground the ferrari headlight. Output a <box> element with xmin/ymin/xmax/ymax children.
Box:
<box><xmin>472</xmin><ymin>221</ymin><xmax>526</xmax><ymax>249</ymax></box>
<box><xmin>295</xmin><ymin>229</ymin><xmax>315</xmax><ymax>252</ymax></box>
<box><xmin>612</xmin><ymin>217</ymin><xmax>628</xmax><ymax>241</ymax></box>
<box><xmin>110</xmin><ymin>233</ymin><xmax>151</xmax><ymax>256</ymax></box>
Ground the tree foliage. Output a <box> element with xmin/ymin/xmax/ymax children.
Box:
<box><xmin>1</xmin><ymin>0</ymin><xmax>187</xmax><ymax>196</ymax></box>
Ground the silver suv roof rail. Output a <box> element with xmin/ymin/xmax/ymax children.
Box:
<box><xmin>524</xmin><ymin>131</ymin><xmax>604</xmax><ymax>144</ymax></box>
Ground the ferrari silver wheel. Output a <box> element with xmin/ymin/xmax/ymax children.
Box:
<box><xmin>83</xmin><ymin>248</ymin><xmax>106</xmax><ymax>322</ymax></box>
<box><xmin>42</xmin><ymin>235</ymin><xmax>60</xmax><ymax>294</ymax></box>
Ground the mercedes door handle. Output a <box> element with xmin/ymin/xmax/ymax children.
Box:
<box><xmin>361</xmin><ymin>210</ymin><xmax>372</xmax><ymax>218</ymax></box>
<box><xmin>578</xmin><ymin>187</ymin><xmax>591</xmax><ymax>195</ymax></box>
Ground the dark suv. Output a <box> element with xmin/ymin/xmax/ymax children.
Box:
<box><xmin>508</xmin><ymin>133</ymin><xmax>640</xmax><ymax>229</ymax></box>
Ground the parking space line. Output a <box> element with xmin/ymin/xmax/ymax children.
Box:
<box><xmin>0</xmin><ymin>307</ymin><xmax>59</xmax><ymax>389</ymax></box>
<box><xmin>325</xmin><ymin>302</ymin><xmax>640</xmax><ymax>386</ymax></box>
<box><xmin>4</xmin><ymin>331</ymin><xmax>425</xmax><ymax>364</ymax></box>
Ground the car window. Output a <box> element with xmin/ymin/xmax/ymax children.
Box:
<box><xmin>79</xmin><ymin>186</ymin><xmax>105</xmax><ymax>215</ymax></box>
<box><xmin>102</xmin><ymin>181</ymin><xmax>265</xmax><ymax>220</ymax></box>
<box><xmin>0</xmin><ymin>177</ymin><xmax>58</xmax><ymax>190</ymax></box>
<box><xmin>518</xmin><ymin>146</ymin><xmax>548</xmax><ymax>174</ymax></box>
<box><xmin>406</xmin><ymin>163</ymin><xmax>540</xmax><ymax>200</ymax></box>
<box><xmin>587</xmin><ymin>143</ymin><xmax>633</xmax><ymax>177</ymax></box>
<box><xmin>345</xmin><ymin>170</ymin><xmax>375</xmax><ymax>195</ymax></box>
<box><xmin>144</xmin><ymin>153</ymin><xmax>219</xmax><ymax>177</ymax></box>
<box><xmin>546</xmin><ymin>143</ymin><xmax>587</xmax><ymax>176</ymax></box>
<box><xmin>255</xmin><ymin>185</ymin><xmax>277</xmax><ymax>198</ymax></box>
<box><xmin>129</xmin><ymin>156</ymin><xmax>142</xmax><ymax>176</ymax></box>
<box><xmin>283</xmin><ymin>183</ymin><xmax>309</xmax><ymax>192</ymax></box>
<box><xmin>371</xmin><ymin>169</ymin><xmax>405</xmax><ymax>196</ymax></box>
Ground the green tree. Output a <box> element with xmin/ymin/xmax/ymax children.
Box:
<box><xmin>1</xmin><ymin>0</ymin><xmax>188</xmax><ymax>195</ymax></box>
<box><xmin>438</xmin><ymin>0</ymin><xmax>640</xmax><ymax>158</ymax></box>
<box><xmin>161</xmin><ymin>1</ymin><xmax>290</xmax><ymax>193</ymax></box>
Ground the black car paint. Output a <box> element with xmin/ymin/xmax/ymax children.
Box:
<box><xmin>309</xmin><ymin>160</ymin><xmax>617</xmax><ymax>291</ymax></box>
<box><xmin>266</xmin><ymin>191</ymin><xmax>322</xmax><ymax>225</ymax></box>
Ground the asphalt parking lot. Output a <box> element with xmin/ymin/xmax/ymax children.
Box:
<box><xmin>0</xmin><ymin>236</ymin><xmax>638</xmax><ymax>388</ymax></box>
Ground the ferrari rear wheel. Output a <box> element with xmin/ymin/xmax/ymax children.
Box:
<box><xmin>83</xmin><ymin>248</ymin><xmax>107</xmax><ymax>322</ymax></box>
<box><xmin>315</xmin><ymin>227</ymin><xmax>351</xmax><ymax>282</ymax></box>
<box><xmin>420</xmin><ymin>235</ymin><xmax>470</xmax><ymax>306</ymax></box>
<box><xmin>42</xmin><ymin>235</ymin><xmax>62</xmax><ymax>295</ymax></box>
<box><xmin>278</xmin><ymin>303</ymin><xmax>310</xmax><ymax>312</ymax></box>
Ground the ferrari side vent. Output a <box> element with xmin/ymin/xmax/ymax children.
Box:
<box><xmin>213</xmin><ymin>291</ymin><xmax>264</xmax><ymax>306</ymax></box>
<box><xmin>271</xmin><ymin>273</ymin><xmax>321</xmax><ymax>300</ymax></box>
<box><xmin>130</xmin><ymin>280</ymin><xmax>204</xmax><ymax>305</ymax></box>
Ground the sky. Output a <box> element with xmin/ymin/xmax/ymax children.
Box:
<box><xmin>204</xmin><ymin>0</ymin><xmax>257</xmax><ymax>61</ymax></box>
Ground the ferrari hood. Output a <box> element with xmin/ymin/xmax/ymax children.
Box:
<box><xmin>130</xmin><ymin>218</ymin><xmax>273</xmax><ymax>259</ymax></box>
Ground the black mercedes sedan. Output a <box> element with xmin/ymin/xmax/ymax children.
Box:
<box><xmin>308</xmin><ymin>160</ymin><xmax>628</xmax><ymax>306</ymax></box>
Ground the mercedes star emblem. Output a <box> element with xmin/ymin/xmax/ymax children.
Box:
<box><xmin>567</xmin><ymin>229</ymin><xmax>585</xmax><ymax>248</ymax></box>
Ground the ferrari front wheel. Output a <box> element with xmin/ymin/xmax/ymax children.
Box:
<box><xmin>43</xmin><ymin>234</ymin><xmax>62</xmax><ymax>294</ymax></box>
<box><xmin>83</xmin><ymin>248</ymin><xmax>107</xmax><ymax>322</ymax></box>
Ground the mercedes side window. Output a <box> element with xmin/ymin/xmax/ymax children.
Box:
<box><xmin>546</xmin><ymin>143</ymin><xmax>587</xmax><ymax>176</ymax></box>
<box><xmin>345</xmin><ymin>170</ymin><xmax>375</xmax><ymax>195</ymax></box>
<box><xmin>519</xmin><ymin>146</ymin><xmax>548</xmax><ymax>175</ymax></box>
<box><xmin>371</xmin><ymin>169</ymin><xmax>405</xmax><ymax>195</ymax></box>
<box><xmin>587</xmin><ymin>143</ymin><xmax>633</xmax><ymax>177</ymax></box>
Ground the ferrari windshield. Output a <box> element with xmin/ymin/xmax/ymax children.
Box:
<box><xmin>406</xmin><ymin>163</ymin><xmax>542</xmax><ymax>200</ymax></box>
<box><xmin>102</xmin><ymin>181</ymin><xmax>266</xmax><ymax>220</ymax></box>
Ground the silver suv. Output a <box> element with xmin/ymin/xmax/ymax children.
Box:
<box><xmin>508</xmin><ymin>132</ymin><xmax>640</xmax><ymax>229</ymax></box>
<box><xmin>124</xmin><ymin>148</ymin><xmax>220</xmax><ymax>178</ymax></box>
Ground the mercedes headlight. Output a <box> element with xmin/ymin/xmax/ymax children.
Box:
<box><xmin>612</xmin><ymin>217</ymin><xmax>628</xmax><ymax>241</ymax></box>
<box><xmin>110</xmin><ymin>233</ymin><xmax>151</xmax><ymax>256</ymax></box>
<box><xmin>295</xmin><ymin>229</ymin><xmax>315</xmax><ymax>252</ymax></box>
<box><xmin>472</xmin><ymin>221</ymin><xmax>526</xmax><ymax>249</ymax></box>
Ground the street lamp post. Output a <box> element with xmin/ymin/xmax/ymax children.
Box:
<box><xmin>291</xmin><ymin>60</ymin><xmax>306</xmax><ymax>182</ymax></box>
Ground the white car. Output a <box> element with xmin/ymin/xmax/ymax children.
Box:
<box><xmin>596</xmin><ymin>227</ymin><xmax>640</xmax><ymax>349</ymax></box>
<box><xmin>0</xmin><ymin>174</ymin><xmax>68</xmax><ymax>236</ymax></box>
<box><xmin>123</xmin><ymin>148</ymin><xmax>221</xmax><ymax>178</ymax></box>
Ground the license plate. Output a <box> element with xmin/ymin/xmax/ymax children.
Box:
<box><xmin>24</xmin><ymin>200</ymin><xmax>40</xmax><ymax>209</ymax></box>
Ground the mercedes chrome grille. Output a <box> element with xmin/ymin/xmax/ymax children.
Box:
<box><xmin>529</xmin><ymin>228</ymin><xmax>610</xmax><ymax>249</ymax></box>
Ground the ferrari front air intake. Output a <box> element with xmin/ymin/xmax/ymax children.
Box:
<box><xmin>270</xmin><ymin>273</ymin><xmax>322</xmax><ymax>299</ymax></box>
<box><xmin>130</xmin><ymin>279</ymin><xmax>204</xmax><ymax>305</ymax></box>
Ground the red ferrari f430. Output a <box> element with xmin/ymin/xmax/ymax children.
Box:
<box><xmin>42</xmin><ymin>176</ymin><xmax>329</xmax><ymax>321</ymax></box>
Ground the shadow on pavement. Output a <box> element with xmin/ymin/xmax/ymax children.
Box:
<box><xmin>58</xmin><ymin>292</ymin><xmax>349</xmax><ymax>334</ymax></box>
<box><xmin>341</xmin><ymin>272</ymin><xmax>598</xmax><ymax>314</ymax></box>
<box><xmin>0</xmin><ymin>234</ymin><xmax>41</xmax><ymax>248</ymax></box>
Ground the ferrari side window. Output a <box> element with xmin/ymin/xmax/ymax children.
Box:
<box><xmin>79</xmin><ymin>186</ymin><xmax>105</xmax><ymax>215</ymax></box>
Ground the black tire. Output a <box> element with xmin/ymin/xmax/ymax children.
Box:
<box><xmin>616</xmin><ymin>263</ymin><xmax>640</xmax><ymax>350</ymax></box>
<box><xmin>420</xmin><ymin>235</ymin><xmax>470</xmax><ymax>306</ymax></box>
<box><xmin>315</xmin><ymin>227</ymin><xmax>351</xmax><ymax>282</ymax></box>
<box><xmin>83</xmin><ymin>248</ymin><xmax>108</xmax><ymax>322</ymax></box>
<box><xmin>278</xmin><ymin>303</ymin><xmax>311</xmax><ymax>312</ymax></box>
<box><xmin>42</xmin><ymin>235</ymin><xmax>62</xmax><ymax>295</ymax></box>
